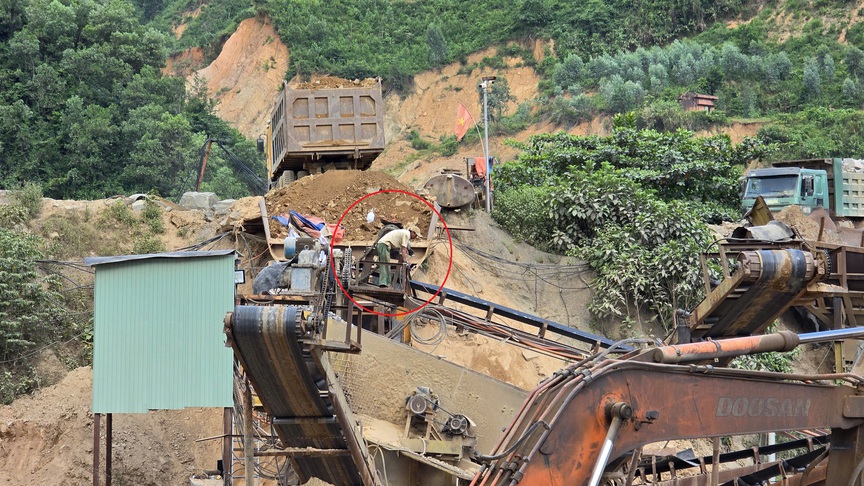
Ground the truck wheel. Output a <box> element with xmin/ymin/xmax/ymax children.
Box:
<box><xmin>297</xmin><ymin>170</ymin><xmax>309</xmax><ymax>179</ymax></box>
<box><xmin>276</xmin><ymin>171</ymin><xmax>296</xmax><ymax>188</ymax></box>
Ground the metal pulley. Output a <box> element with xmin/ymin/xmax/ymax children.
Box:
<box><xmin>443</xmin><ymin>414</ymin><xmax>470</xmax><ymax>436</ymax></box>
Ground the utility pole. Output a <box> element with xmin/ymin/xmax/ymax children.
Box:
<box><xmin>481</xmin><ymin>76</ymin><xmax>496</xmax><ymax>212</ymax></box>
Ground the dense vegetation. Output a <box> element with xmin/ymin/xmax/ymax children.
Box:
<box><xmin>0</xmin><ymin>0</ymin><xmax>263</xmax><ymax>200</ymax></box>
<box><xmin>0</xmin><ymin>185</ymin><xmax>92</xmax><ymax>404</ymax></box>
<box><xmin>493</xmin><ymin>117</ymin><xmax>774</xmax><ymax>329</ymax></box>
<box><xmin>544</xmin><ymin>13</ymin><xmax>864</xmax><ymax>158</ymax></box>
<box><xmin>2</xmin><ymin>0</ymin><xmax>863</xmax><ymax>395</ymax></box>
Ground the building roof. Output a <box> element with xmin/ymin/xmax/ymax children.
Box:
<box><xmin>678</xmin><ymin>92</ymin><xmax>719</xmax><ymax>101</ymax></box>
<box><xmin>85</xmin><ymin>249</ymin><xmax>234</xmax><ymax>267</ymax></box>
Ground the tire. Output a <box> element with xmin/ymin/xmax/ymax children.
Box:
<box><xmin>276</xmin><ymin>171</ymin><xmax>296</xmax><ymax>188</ymax></box>
<box><xmin>297</xmin><ymin>170</ymin><xmax>309</xmax><ymax>179</ymax></box>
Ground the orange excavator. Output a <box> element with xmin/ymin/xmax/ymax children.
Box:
<box><xmin>471</xmin><ymin>327</ymin><xmax>864</xmax><ymax>486</ymax></box>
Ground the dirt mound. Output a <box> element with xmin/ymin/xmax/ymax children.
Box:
<box><xmin>775</xmin><ymin>206</ymin><xmax>845</xmax><ymax>244</ymax></box>
<box><xmin>292</xmin><ymin>75</ymin><xmax>379</xmax><ymax>89</ymax></box>
<box><xmin>265</xmin><ymin>170</ymin><xmax>433</xmax><ymax>241</ymax></box>
<box><xmin>0</xmin><ymin>367</ymin><xmax>223</xmax><ymax>485</ymax></box>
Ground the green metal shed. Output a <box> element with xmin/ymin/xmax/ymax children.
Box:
<box><xmin>85</xmin><ymin>250</ymin><xmax>235</xmax><ymax>413</ymax></box>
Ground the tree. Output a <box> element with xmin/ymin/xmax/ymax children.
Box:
<box><xmin>553</xmin><ymin>54</ymin><xmax>585</xmax><ymax>91</ymax></box>
<box><xmin>599</xmin><ymin>75</ymin><xmax>644</xmax><ymax>113</ymax></box>
<box><xmin>842</xmin><ymin>77</ymin><xmax>858</xmax><ymax>105</ymax></box>
<box><xmin>720</xmin><ymin>43</ymin><xmax>748</xmax><ymax>80</ymax></box>
<box><xmin>0</xmin><ymin>229</ymin><xmax>67</xmax><ymax>364</ymax></box>
<box><xmin>802</xmin><ymin>57</ymin><xmax>821</xmax><ymax>101</ymax></box>
<box><xmin>816</xmin><ymin>45</ymin><xmax>834</xmax><ymax>81</ymax></box>
<box><xmin>847</xmin><ymin>46</ymin><xmax>864</xmax><ymax>80</ymax></box>
<box><xmin>647</xmin><ymin>63</ymin><xmax>668</xmax><ymax>94</ymax></box>
<box><xmin>586</xmin><ymin>54</ymin><xmax>619</xmax><ymax>82</ymax></box>
<box><xmin>477</xmin><ymin>77</ymin><xmax>514</xmax><ymax>123</ymax></box>
<box><xmin>764</xmin><ymin>52</ymin><xmax>792</xmax><ymax>87</ymax></box>
<box><xmin>516</xmin><ymin>0</ymin><xmax>551</xmax><ymax>32</ymax></box>
<box><xmin>673</xmin><ymin>53</ymin><xmax>696</xmax><ymax>85</ymax></box>
<box><xmin>426</xmin><ymin>23</ymin><xmax>447</xmax><ymax>67</ymax></box>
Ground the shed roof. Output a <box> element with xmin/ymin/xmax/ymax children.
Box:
<box><xmin>85</xmin><ymin>249</ymin><xmax>234</xmax><ymax>267</ymax></box>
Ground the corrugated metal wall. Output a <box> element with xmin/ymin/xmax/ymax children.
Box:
<box><xmin>91</xmin><ymin>253</ymin><xmax>235</xmax><ymax>413</ymax></box>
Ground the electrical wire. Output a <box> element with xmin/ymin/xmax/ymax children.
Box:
<box><xmin>471</xmin><ymin>420</ymin><xmax>551</xmax><ymax>462</ymax></box>
<box><xmin>0</xmin><ymin>328</ymin><xmax>92</xmax><ymax>364</ymax></box>
<box><xmin>369</xmin><ymin>444</ymin><xmax>390</xmax><ymax>485</ymax></box>
<box><xmin>454</xmin><ymin>241</ymin><xmax>593</xmax><ymax>290</ymax></box>
<box><xmin>407</xmin><ymin>308</ymin><xmax>448</xmax><ymax>346</ymax></box>
<box><xmin>35</xmin><ymin>259</ymin><xmax>95</xmax><ymax>273</ymax></box>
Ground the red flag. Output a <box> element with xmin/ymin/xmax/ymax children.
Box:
<box><xmin>454</xmin><ymin>103</ymin><xmax>473</xmax><ymax>141</ymax></box>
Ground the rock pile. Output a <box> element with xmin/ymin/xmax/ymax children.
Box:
<box><xmin>264</xmin><ymin>170</ymin><xmax>433</xmax><ymax>241</ymax></box>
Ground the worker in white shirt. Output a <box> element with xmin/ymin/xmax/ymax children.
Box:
<box><xmin>376</xmin><ymin>224</ymin><xmax>420</xmax><ymax>287</ymax></box>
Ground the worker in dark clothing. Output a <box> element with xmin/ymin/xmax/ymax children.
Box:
<box><xmin>376</xmin><ymin>224</ymin><xmax>420</xmax><ymax>287</ymax></box>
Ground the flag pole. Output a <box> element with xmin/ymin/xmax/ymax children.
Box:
<box><xmin>480</xmin><ymin>76</ymin><xmax>496</xmax><ymax>212</ymax></box>
<box><xmin>457</xmin><ymin>101</ymin><xmax>484</xmax><ymax>143</ymax></box>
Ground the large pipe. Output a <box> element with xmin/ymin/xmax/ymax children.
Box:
<box><xmin>652</xmin><ymin>331</ymin><xmax>800</xmax><ymax>364</ymax></box>
<box><xmin>653</xmin><ymin>327</ymin><xmax>864</xmax><ymax>364</ymax></box>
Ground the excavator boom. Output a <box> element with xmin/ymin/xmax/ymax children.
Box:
<box><xmin>474</xmin><ymin>332</ymin><xmax>864</xmax><ymax>486</ymax></box>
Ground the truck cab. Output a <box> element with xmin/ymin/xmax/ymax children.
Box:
<box><xmin>742</xmin><ymin>167</ymin><xmax>829</xmax><ymax>215</ymax></box>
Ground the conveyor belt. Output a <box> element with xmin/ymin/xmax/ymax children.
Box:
<box><xmin>230</xmin><ymin>305</ymin><xmax>364</xmax><ymax>485</ymax></box>
<box><xmin>689</xmin><ymin>249</ymin><xmax>818</xmax><ymax>340</ymax></box>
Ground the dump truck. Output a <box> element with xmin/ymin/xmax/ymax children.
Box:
<box><xmin>742</xmin><ymin>158</ymin><xmax>864</xmax><ymax>218</ymax></box>
<box><xmin>264</xmin><ymin>78</ymin><xmax>385</xmax><ymax>188</ymax></box>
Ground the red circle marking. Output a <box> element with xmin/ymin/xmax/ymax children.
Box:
<box><xmin>329</xmin><ymin>189</ymin><xmax>453</xmax><ymax>318</ymax></box>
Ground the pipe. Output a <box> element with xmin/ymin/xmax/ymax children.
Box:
<box><xmin>243</xmin><ymin>381</ymin><xmax>254</xmax><ymax>485</ymax></box>
<box><xmin>106</xmin><ymin>414</ymin><xmax>112</xmax><ymax>486</ymax></box>
<box><xmin>588</xmin><ymin>402</ymin><xmax>632</xmax><ymax>486</ymax></box>
<box><xmin>93</xmin><ymin>413</ymin><xmax>100</xmax><ymax>486</ymax></box>
<box><xmin>652</xmin><ymin>331</ymin><xmax>799</xmax><ymax>364</ymax></box>
<box><xmin>798</xmin><ymin>327</ymin><xmax>864</xmax><ymax>344</ymax></box>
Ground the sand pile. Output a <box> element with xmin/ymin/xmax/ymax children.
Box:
<box><xmin>775</xmin><ymin>206</ymin><xmax>845</xmax><ymax>245</ymax></box>
<box><xmin>264</xmin><ymin>170</ymin><xmax>433</xmax><ymax>241</ymax></box>
<box><xmin>292</xmin><ymin>76</ymin><xmax>379</xmax><ymax>89</ymax></box>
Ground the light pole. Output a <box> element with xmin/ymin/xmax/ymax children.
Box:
<box><xmin>480</xmin><ymin>76</ymin><xmax>496</xmax><ymax>212</ymax></box>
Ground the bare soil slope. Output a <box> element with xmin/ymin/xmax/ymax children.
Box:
<box><xmin>0</xmin><ymin>369</ymin><xmax>224</xmax><ymax>486</ymax></box>
<box><xmin>195</xmin><ymin>16</ymin><xmax>289</xmax><ymax>138</ymax></box>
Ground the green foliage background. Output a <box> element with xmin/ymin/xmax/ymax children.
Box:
<box><xmin>0</xmin><ymin>0</ymin><xmax>264</xmax><ymax>200</ymax></box>
<box><xmin>493</xmin><ymin>126</ymin><xmax>773</xmax><ymax>328</ymax></box>
<box><xmin>2</xmin><ymin>0</ymin><xmax>863</xmax><ymax>395</ymax></box>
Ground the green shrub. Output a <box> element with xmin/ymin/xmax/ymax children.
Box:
<box><xmin>547</xmin><ymin>93</ymin><xmax>597</xmax><ymax>126</ymax></box>
<box><xmin>9</xmin><ymin>182</ymin><xmax>43</xmax><ymax>220</ymax></box>
<box><xmin>0</xmin><ymin>368</ymin><xmax>38</xmax><ymax>405</ymax></box>
<box><xmin>133</xmin><ymin>235</ymin><xmax>166</xmax><ymax>254</ymax></box>
<box><xmin>0</xmin><ymin>229</ymin><xmax>69</xmax><ymax>363</ymax></box>
<box><xmin>0</xmin><ymin>205</ymin><xmax>28</xmax><ymax>229</ymax></box>
<box><xmin>492</xmin><ymin>186</ymin><xmax>555</xmax><ymax>249</ymax></box>
<box><xmin>407</xmin><ymin>130</ymin><xmax>432</xmax><ymax>151</ymax></box>
<box><xmin>99</xmin><ymin>201</ymin><xmax>138</xmax><ymax>229</ymax></box>
<box><xmin>143</xmin><ymin>201</ymin><xmax>165</xmax><ymax>234</ymax></box>
<box><xmin>43</xmin><ymin>212</ymin><xmax>119</xmax><ymax>259</ymax></box>
<box><xmin>437</xmin><ymin>135</ymin><xmax>458</xmax><ymax>157</ymax></box>
<box><xmin>493</xmin><ymin>128</ymin><xmax>769</xmax><ymax>328</ymax></box>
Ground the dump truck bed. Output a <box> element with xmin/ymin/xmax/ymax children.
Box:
<box><xmin>268</xmin><ymin>80</ymin><xmax>385</xmax><ymax>181</ymax></box>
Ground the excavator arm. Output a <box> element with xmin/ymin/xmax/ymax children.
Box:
<box><xmin>474</xmin><ymin>332</ymin><xmax>864</xmax><ymax>486</ymax></box>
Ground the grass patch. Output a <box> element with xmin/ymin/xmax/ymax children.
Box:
<box><xmin>43</xmin><ymin>211</ymin><xmax>122</xmax><ymax>258</ymax></box>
